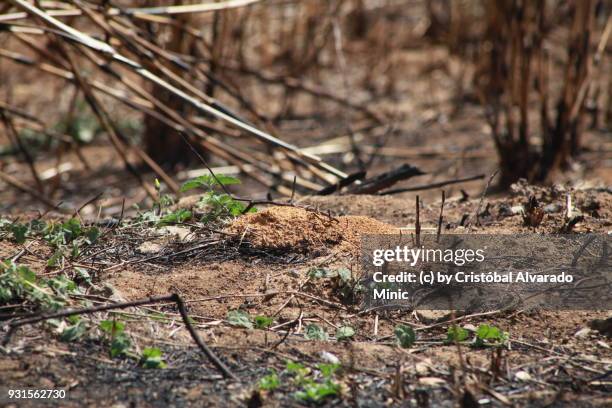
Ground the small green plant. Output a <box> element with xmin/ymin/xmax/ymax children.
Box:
<box><xmin>473</xmin><ymin>324</ymin><xmax>509</xmax><ymax>347</ymax></box>
<box><xmin>60</xmin><ymin>316</ymin><xmax>87</xmax><ymax>342</ymax></box>
<box><xmin>0</xmin><ymin>218</ymin><xmax>101</xmax><ymax>267</ymax></box>
<box><xmin>446</xmin><ymin>326</ymin><xmax>469</xmax><ymax>344</ymax></box>
<box><xmin>157</xmin><ymin>208</ymin><xmax>192</xmax><ymax>226</ymax></box>
<box><xmin>99</xmin><ymin>319</ymin><xmax>132</xmax><ymax>358</ymax></box>
<box><xmin>0</xmin><ymin>261</ymin><xmax>36</xmax><ymax>304</ymax></box>
<box><xmin>285</xmin><ymin>361</ymin><xmax>311</xmax><ymax>385</ymax></box>
<box><xmin>227</xmin><ymin>309</ymin><xmax>254</xmax><ymax>329</ymax></box>
<box><xmin>294</xmin><ymin>380</ymin><xmax>340</xmax><ymax>404</ymax></box>
<box><xmin>180</xmin><ymin>173</ymin><xmax>256</xmax><ymax>221</ymax></box>
<box><xmin>140</xmin><ymin>347</ymin><xmax>167</xmax><ymax>369</ymax></box>
<box><xmin>0</xmin><ymin>261</ymin><xmax>75</xmax><ymax>311</ymax></box>
<box><xmin>317</xmin><ymin>363</ymin><xmax>340</xmax><ymax>378</ymax></box>
<box><xmin>335</xmin><ymin>326</ymin><xmax>355</xmax><ymax>341</ymax></box>
<box><xmin>258</xmin><ymin>370</ymin><xmax>281</xmax><ymax>391</ymax></box>
<box><xmin>394</xmin><ymin>324</ymin><xmax>416</xmax><ymax>348</ymax></box>
<box><xmin>308</xmin><ymin>267</ymin><xmax>362</xmax><ymax>304</ymax></box>
<box><xmin>307</xmin><ymin>267</ymin><xmax>334</xmax><ymax>279</ymax></box>
<box><xmin>254</xmin><ymin>315</ymin><xmax>274</xmax><ymax>329</ymax></box>
<box><xmin>9</xmin><ymin>223</ymin><xmax>28</xmax><ymax>244</ymax></box>
<box><xmin>284</xmin><ymin>360</ymin><xmax>342</xmax><ymax>404</ymax></box>
<box><xmin>305</xmin><ymin>324</ymin><xmax>328</xmax><ymax>341</ymax></box>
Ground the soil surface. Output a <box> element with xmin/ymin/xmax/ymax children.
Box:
<box><xmin>1</xmin><ymin>185</ymin><xmax>611</xmax><ymax>407</ymax></box>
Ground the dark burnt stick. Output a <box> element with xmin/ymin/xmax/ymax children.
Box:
<box><xmin>346</xmin><ymin>164</ymin><xmax>424</xmax><ymax>195</ymax></box>
<box><xmin>436</xmin><ymin>190</ymin><xmax>446</xmax><ymax>243</ymax></box>
<box><xmin>415</xmin><ymin>195</ymin><xmax>421</xmax><ymax>247</ymax></box>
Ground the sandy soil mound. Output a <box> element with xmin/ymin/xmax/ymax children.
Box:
<box><xmin>227</xmin><ymin>205</ymin><xmax>397</xmax><ymax>253</ymax></box>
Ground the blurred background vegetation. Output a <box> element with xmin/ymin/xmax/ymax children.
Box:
<box><xmin>0</xmin><ymin>0</ymin><xmax>610</xmax><ymax>215</ymax></box>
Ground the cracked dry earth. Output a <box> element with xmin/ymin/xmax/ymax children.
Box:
<box><xmin>1</xmin><ymin>188</ymin><xmax>611</xmax><ymax>407</ymax></box>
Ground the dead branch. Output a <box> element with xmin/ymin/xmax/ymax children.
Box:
<box><xmin>2</xmin><ymin>293</ymin><xmax>238</xmax><ymax>380</ymax></box>
<box><xmin>379</xmin><ymin>174</ymin><xmax>485</xmax><ymax>195</ymax></box>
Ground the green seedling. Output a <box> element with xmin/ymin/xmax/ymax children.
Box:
<box><xmin>446</xmin><ymin>326</ymin><xmax>469</xmax><ymax>344</ymax></box>
<box><xmin>0</xmin><ymin>261</ymin><xmax>73</xmax><ymax>311</ymax></box>
<box><xmin>285</xmin><ymin>361</ymin><xmax>311</xmax><ymax>385</ymax></box>
<box><xmin>180</xmin><ymin>173</ymin><xmax>256</xmax><ymax>221</ymax></box>
<box><xmin>474</xmin><ymin>324</ymin><xmax>509</xmax><ymax>347</ymax></box>
<box><xmin>317</xmin><ymin>363</ymin><xmax>340</xmax><ymax>378</ymax></box>
<box><xmin>157</xmin><ymin>208</ymin><xmax>192</xmax><ymax>226</ymax></box>
<box><xmin>254</xmin><ymin>315</ymin><xmax>274</xmax><ymax>329</ymax></box>
<box><xmin>335</xmin><ymin>326</ymin><xmax>355</xmax><ymax>341</ymax></box>
<box><xmin>227</xmin><ymin>309</ymin><xmax>253</xmax><ymax>329</ymax></box>
<box><xmin>305</xmin><ymin>324</ymin><xmax>328</xmax><ymax>341</ymax></box>
<box><xmin>140</xmin><ymin>347</ymin><xmax>167</xmax><ymax>369</ymax></box>
<box><xmin>60</xmin><ymin>320</ymin><xmax>87</xmax><ymax>342</ymax></box>
<box><xmin>258</xmin><ymin>370</ymin><xmax>281</xmax><ymax>391</ymax></box>
<box><xmin>99</xmin><ymin>319</ymin><xmax>131</xmax><ymax>358</ymax></box>
<box><xmin>294</xmin><ymin>380</ymin><xmax>340</xmax><ymax>404</ymax></box>
<box><xmin>394</xmin><ymin>324</ymin><xmax>416</xmax><ymax>348</ymax></box>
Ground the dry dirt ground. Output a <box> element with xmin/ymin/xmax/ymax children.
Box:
<box><xmin>0</xmin><ymin>184</ymin><xmax>611</xmax><ymax>407</ymax></box>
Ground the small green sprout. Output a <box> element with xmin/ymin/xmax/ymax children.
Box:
<box><xmin>140</xmin><ymin>347</ymin><xmax>167</xmax><ymax>369</ymax></box>
<box><xmin>305</xmin><ymin>324</ymin><xmax>328</xmax><ymax>341</ymax></box>
<box><xmin>394</xmin><ymin>324</ymin><xmax>416</xmax><ymax>348</ymax></box>
<box><xmin>335</xmin><ymin>326</ymin><xmax>355</xmax><ymax>341</ymax></box>
<box><xmin>227</xmin><ymin>309</ymin><xmax>253</xmax><ymax>329</ymax></box>
<box><xmin>254</xmin><ymin>315</ymin><xmax>274</xmax><ymax>329</ymax></box>
<box><xmin>258</xmin><ymin>370</ymin><xmax>281</xmax><ymax>391</ymax></box>
<box><xmin>446</xmin><ymin>326</ymin><xmax>469</xmax><ymax>344</ymax></box>
<box><xmin>474</xmin><ymin>324</ymin><xmax>509</xmax><ymax>347</ymax></box>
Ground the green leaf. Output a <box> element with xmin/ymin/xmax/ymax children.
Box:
<box><xmin>446</xmin><ymin>326</ymin><xmax>469</xmax><ymax>343</ymax></box>
<box><xmin>85</xmin><ymin>227</ymin><xmax>100</xmax><ymax>244</ymax></box>
<box><xmin>254</xmin><ymin>315</ymin><xmax>273</xmax><ymax>329</ymax></box>
<box><xmin>474</xmin><ymin>324</ymin><xmax>508</xmax><ymax>347</ymax></box>
<box><xmin>214</xmin><ymin>174</ymin><xmax>241</xmax><ymax>186</ymax></box>
<box><xmin>140</xmin><ymin>347</ymin><xmax>167</xmax><ymax>369</ymax></box>
<box><xmin>286</xmin><ymin>361</ymin><xmax>309</xmax><ymax>375</ymax></box>
<box><xmin>258</xmin><ymin>370</ymin><xmax>281</xmax><ymax>391</ymax></box>
<box><xmin>47</xmin><ymin>250</ymin><xmax>64</xmax><ymax>267</ymax></box>
<box><xmin>47</xmin><ymin>275</ymin><xmax>77</xmax><ymax>294</ymax></box>
<box><xmin>285</xmin><ymin>360</ymin><xmax>311</xmax><ymax>385</ymax></box>
<box><xmin>227</xmin><ymin>309</ymin><xmax>253</xmax><ymax>329</ymax></box>
<box><xmin>180</xmin><ymin>174</ymin><xmax>241</xmax><ymax>193</ymax></box>
<box><xmin>10</xmin><ymin>223</ymin><xmax>28</xmax><ymax>244</ymax></box>
<box><xmin>62</xmin><ymin>218</ymin><xmax>82</xmax><ymax>242</ymax></box>
<box><xmin>317</xmin><ymin>363</ymin><xmax>340</xmax><ymax>378</ymax></box>
<box><xmin>99</xmin><ymin>320</ymin><xmax>125</xmax><ymax>335</ymax></box>
<box><xmin>110</xmin><ymin>334</ymin><xmax>131</xmax><ymax>358</ymax></box>
<box><xmin>335</xmin><ymin>326</ymin><xmax>355</xmax><ymax>341</ymax></box>
<box><xmin>394</xmin><ymin>324</ymin><xmax>416</xmax><ymax>348</ymax></box>
<box><xmin>66</xmin><ymin>315</ymin><xmax>80</xmax><ymax>324</ymax></box>
<box><xmin>74</xmin><ymin>267</ymin><xmax>92</xmax><ymax>286</ymax></box>
<box><xmin>16</xmin><ymin>265</ymin><xmax>36</xmax><ymax>283</ymax></box>
<box><xmin>157</xmin><ymin>209</ymin><xmax>192</xmax><ymax>225</ymax></box>
<box><xmin>294</xmin><ymin>380</ymin><xmax>340</xmax><ymax>403</ymax></box>
<box><xmin>476</xmin><ymin>324</ymin><xmax>501</xmax><ymax>339</ymax></box>
<box><xmin>60</xmin><ymin>321</ymin><xmax>86</xmax><ymax>342</ymax></box>
<box><xmin>305</xmin><ymin>324</ymin><xmax>328</xmax><ymax>341</ymax></box>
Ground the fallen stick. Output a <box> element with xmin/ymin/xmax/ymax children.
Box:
<box><xmin>2</xmin><ymin>293</ymin><xmax>238</xmax><ymax>381</ymax></box>
<box><xmin>347</xmin><ymin>164</ymin><xmax>425</xmax><ymax>195</ymax></box>
<box><xmin>315</xmin><ymin>170</ymin><xmax>366</xmax><ymax>195</ymax></box>
<box><xmin>379</xmin><ymin>174</ymin><xmax>485</xmax><ymax>195</ymax></box>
